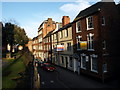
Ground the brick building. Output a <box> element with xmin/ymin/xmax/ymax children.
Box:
<box><xmin>32</xmin><ymin>36</ymin><xmax>39</xmax><ymax>59</ymax></box>
<box><xmin>33</xmin><ymin>18</ymin><xmax>61</xmax><ymax>61</ymax></box>
<box><xmin>32</xmin><ymin>0</ymin><xmax>120</xmax><ymax>81</ymax></box>
<box><xmin>72</xmin><ymin>1</ymin><xmax>120</xmax><ymax>80</ymax></box>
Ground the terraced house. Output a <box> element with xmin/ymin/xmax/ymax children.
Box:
<box><xmin>51</xmin><ymin>16</ymin><xmax>81</xmax><ymax>72</ymax></box>
<box><xmin>72</xmin><ymin>1</ymin><xmax>120</xmax><ymax>80</ymax></box>
<box><xmin>32</xmin><ymin>0</ymin><xmax>120</xmax><ymax>81</ymax></box>
<box><xmin>37</xmin><ymin>18</ymin><xmax>56</xmax><ymax>61</ymax></box>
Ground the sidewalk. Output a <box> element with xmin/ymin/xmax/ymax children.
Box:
<box><xmin>55</xmin><ymin>65</ymin><xmax>119</xmax><ymax>88</ymax></box>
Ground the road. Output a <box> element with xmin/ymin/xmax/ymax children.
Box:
<box><xmin>37</xmin><ymin>64</ymin><xmax>120</xmax><ymax>89</ymax></box>
<box><xmin>38</xmin><ymin>66</ymin><xmax>69</xmax><ymax>89</ymax></box>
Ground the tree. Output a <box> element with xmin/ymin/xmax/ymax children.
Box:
<box><xmin>2</xmin><ymin>22</ymin><xmax>29</xmax><ymax>54</ymax></box>
<box><xmin>14</xmin><ymin>25</ymin><xmax>29</xmax><ymax>46</ymax></box>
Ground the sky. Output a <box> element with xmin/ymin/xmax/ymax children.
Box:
<box><xmin>1</xmin><ymin>0</ymin><xmax>120</xmax><ymax>39</ymax></box>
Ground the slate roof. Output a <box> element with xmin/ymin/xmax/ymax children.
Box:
<box><xmin>52</xmin><ymin>22</ymin><xmax>72</xmax><ymax>34</ymax></box>
<box><xmin>43</xmin><ymin>30</ymin><xmax>53</xmax><ymax>39</ymax></box>
<box><xmin>74</xmin><ymin>2</ymin><xmax>104</xmax><ymax>21</ymax></box>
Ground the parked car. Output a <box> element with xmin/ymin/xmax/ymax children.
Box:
<box><xmin>41</xmin><ymin>63</ymin><xmax>55</xmax><ymax>71</ymax></box>
<box><xmin>38</xmin><ymin>61</ymin><xmax>47</xmax><ymax>67</ymax></box>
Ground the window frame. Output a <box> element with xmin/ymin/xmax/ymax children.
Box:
<box><xmin>67</xmin><ymin>42</ymin><xmax>71</xmax><ymax>51</ymax></box>
<box><xmin>59</xmin><ymin>31</ymin><xmax>63</xmax><ymax>39</ymax></box>
<box><xmin>81</xmin><ymin>54</ymin><xmax>88</xmax><ymax>69</ymax></box>
<box><xmin>86</xmin><ymin>16</ymin><xmax>94</xmax><ymax>30</ymax></box>
<box><xmin>101</xmin><ymin>16</ymin><xmax>105</xmax><ymax>26</ymax></box>
<box><xmin>76</xmin><ymin>20</ymin><xmax>81</xmax><ymax>33</ymax></box>
<box><xmin>103</xmin><ymin>63</ymin><xmax>107</xmax><ymax>73</ymax></box>
<box><xmin>76</xmin><ymin>36</ymin><xmax>82</xmax><ymax>50</ymax></box>
<box><xmin>102</xmin><ymin>40</ymin><xmax>106</xmax><ymax>50</ymax></box>
<box><xmin>65</xmin><ymin>29</ymin><xmax>68</xmax><ymax>37</ymax></box>
<box><xmin>90</xmin><ymin>54</ymin><xmax>98</xmax><ymax>73</ymax></box>
<box><xmin>87</xmin><ymin>33</ymin><xmax>94</xmax><ymax>51</ymax></box>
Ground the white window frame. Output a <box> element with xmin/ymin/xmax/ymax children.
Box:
<box><xmin>102</xmin><ymin>40</ymin><xmax>106</xmax><ymax>50</ymax></box>
<box><xmin>52</xmin><ymin>35</ymin><xmax>54</xmax><ymax>41</ymax></box>
<box><xmin>90</xmin><ymin>54</ymin><xmax>98</xmax><ymax>73</ymax></box>
<box><xmin>87</xmin><ymin>33</ymin><xmax>94</xmax><ymax>51</ymax></box>
<box><xmin>59</xmin><ymin>31</ymin><xmax>63</xmax><ymax>39</ymax></box>
<box><xmin>86</xmin><ymin>16</ymin><xmax>94</xmax><ymax>30</ymax></box>
<box><xmin>54</xmin><ymin>34</ymin><xmax>56</xmax><ymax>40</ymax></box>
<box><xmin>103</xmin><ymin>63</ymin><xmax>107</xmax><ymax>73</ymax></box>
<box><xmin>81</xmin><ymin>53</ymin><xmax>88</xmax><ymax>69</ymax></box>
<box><xmin>101</xmin><ymin>16</ymin><xmax>105</xmax><ymax>26</ymax></box>
<box><xmin>76</xmin><ymin>36</ymin><xmax>82</xmax><ymax>50</ymax></box>
<box><xmin>76</xmin><ymin>21</ymin><xmax>81</xmax><ymax>33</ymax></box>
<box><xmin>65</xmin><ymin>29</ymin><xmax>68</xmax><ymax>37</ymax></box>
<box><xmin>67</xmin><ymin>42</ymin><xmax>71</xmax><ymax>51</ymax></box>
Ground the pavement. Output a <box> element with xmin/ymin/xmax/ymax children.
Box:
<box><xmin>55</xmin><ymin>65</ymin><xmax>120</xmax><ymax>88</ymax></box>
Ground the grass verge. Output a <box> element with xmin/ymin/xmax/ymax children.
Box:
<box><xmin>2</xmin><ymin>53</ymin><xmax>26</xmax><ymax>88</ymax></box>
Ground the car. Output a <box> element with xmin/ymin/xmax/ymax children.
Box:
<box><xmin>39</xmin><ymin>61</ymin><xmax>47</xmax><ymax>67</ymax></box>
<box><xmin>41</xmin><ymin>63</ymin><xmax>55</xmax><ymax>71</ymax></box>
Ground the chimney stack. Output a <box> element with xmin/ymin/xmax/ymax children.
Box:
<box><xmin>62</xmin><ymin>16</ymin><xmax>70</xmax><ymax>27</ymax></box>
<box><xmin>48</xmin><ymin>18</ymin><xmax>52</xmax><ymax>22</ymax></box>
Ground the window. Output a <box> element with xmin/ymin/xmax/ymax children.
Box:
<box><xmin>61</xmin><ymin>43</ymin><xmax>64</xmax><ymax>45</ymax></box>
<box><xmin>65</xmin><ymin>29</ymin><xmax>68</xmax><ymax>37</ymax></box>
<box><xmin>60</xmin><ymin>31</ymin><xmax>63</xmax><ymax>38</ymax></box>
<box><xmin>69</xmin><ymin>57</ymin><xmax>73</xmax><ymax>67</ymax></box>
<box><xmin>91</xmin><ymin>55</ymin><xmax>98</xmax><ymax>72</ymax></box>
<box><xmin>76</xmin><ymin>36</ymin><xmax>82</xmax><ymax>50</ymax></box>
<box><xmin>81</xmin><ymin>54</ymin><xmax>87</xmax><ymax>69</ymax></box>
<box><xmin>61</xmin><ymin>56</ymin><xmax>64</xmax><ymax>64</ymax></box>
<box><xmin>87</xmin><ymin>33</ymin><xmax>94</xmax><ymax>50</ymax></box>
<box><xmin>103</xmin><ymin>63</ymin><xmax>107</xmax><ymax>73</ymax></box>
<box><xmin>55</xmin><ymin>55</ymin><xmax>57</xmax><ymax>62</ymax></box>
<box><xmin>67</xmin><ymin>42</ymin><xmax>71</xmax><ymax>51</ymax></box>
<box><xmin>76</xmin><ymin>21</ymin><xmax>81</xmax><ymax>32</ymax></box>
<box><xmin>52</xmin><ymin>35</ymin><xmax>54</xmax><ymax>41</ymax></box>
<box><xmin>101</xmin><ymin>16</ymin><xmax>105</xmax><ymax>26</ymax></box>
<box><xmin>54</xmin><ymin>34</ymin><xmax>56</xmax><ymax>40</ymax></box>
<box><xmin>86</xmin><ymin>16</ymin><xmax>94</xmax><ymax>30</ymax></box>
<box><xmin>102</xmin><ymin>40</ymin><xmax>106</xmax><ymax>50</ymax></box>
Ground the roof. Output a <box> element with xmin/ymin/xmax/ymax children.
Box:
<box><xmin>38</xmin><ymin>19</ymin><xmax>56</xmax><ymax>32</ymax></box>
<box><xmin>32</xmin><ymin>36</ymin><xmax>38</xmax><ymax>40</ymax></box>
<box><xmin>117</xmin><ymin>3</ymin><xmax>120</xmax><ymax>11</ymax></box>
<box><xmin>74</xmin><ymin>2</ymin><xmax>104</xmax><ymax>21</ymax></box>
<box><xmin>52</xmin><ymin>22</ymin><xmax>72</xmax><ymax>34</ymax></box>
<box><xmin>43</xmin><ymin>30</ymin><xmax>53</xmax><ymax>39</ymax></box>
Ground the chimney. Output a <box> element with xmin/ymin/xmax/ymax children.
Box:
<box><xmin>48</xmin><ymin>18</ymin><xmax>52</xmax><ymax>22</ymax></box>
<box><xmin>62</xmin><ymin>16</ymin><xmax>70</xmax><ymax>27</ymax></box>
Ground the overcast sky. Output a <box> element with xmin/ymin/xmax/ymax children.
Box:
<box><xmin>1</xmin><ymin>0</ymin><xmax>120</xmax><ymax>38</ymax></box>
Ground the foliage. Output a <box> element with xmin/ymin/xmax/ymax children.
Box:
<box><xmin>2</xmin><ymin>22</ymin><xmax>29</xmax><ymax>53</ymax></box>
<box><xmin>14</xmin><ymin>25</ymin><xmax>29</xmax><ymax>46</ymax></box>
